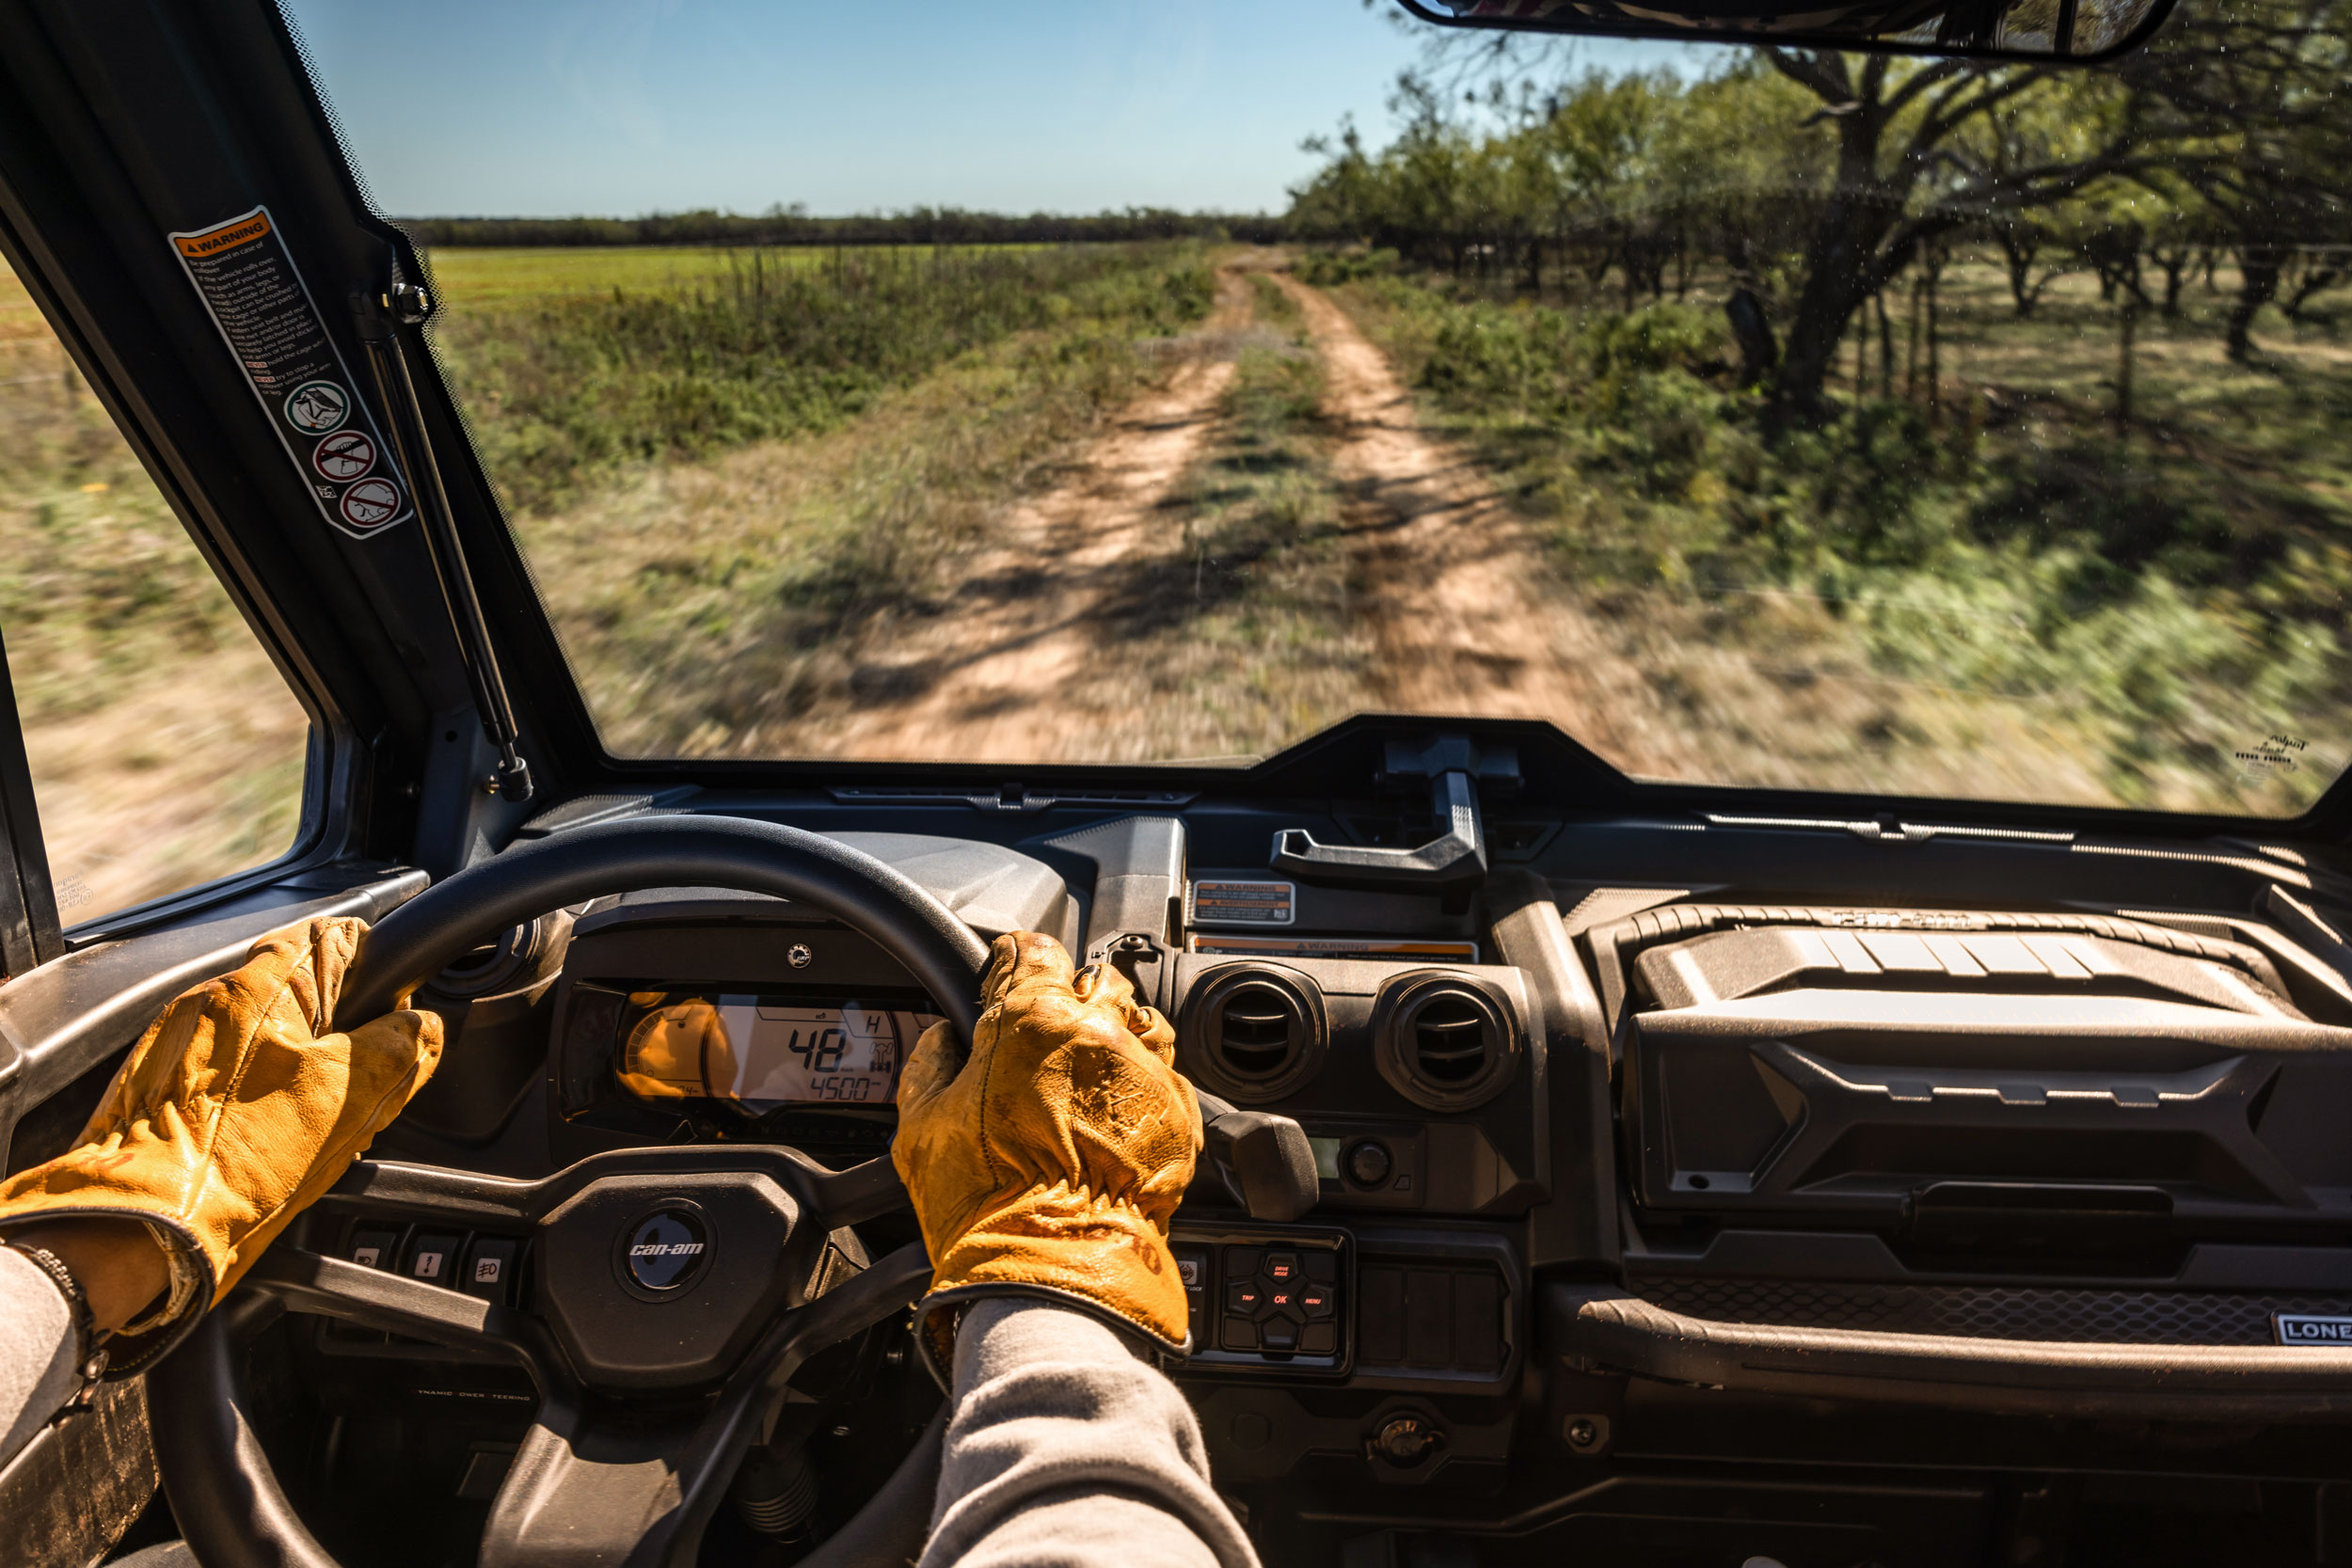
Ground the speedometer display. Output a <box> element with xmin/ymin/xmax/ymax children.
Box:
<box><xmin>615</xmin><ymin>991</ymin><xmax>938</xmax><ymax>1110</ymax></box>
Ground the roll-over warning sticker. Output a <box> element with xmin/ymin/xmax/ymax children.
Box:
<box><xmin>168</xmin><ymin>207</ymin><xmax>411</xmax><ymax>538</ymax></box>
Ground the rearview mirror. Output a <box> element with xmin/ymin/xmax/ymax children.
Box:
<box><xmin>1396</xmin><ymin>0</ymin><xmax>2180</xmax><ymax>62</ymax></box>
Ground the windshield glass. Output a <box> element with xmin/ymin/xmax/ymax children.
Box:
<box><xmin>286</xmin><ymin>0</ymin><xmax>2352</xmax><ymax>814</ymax></box>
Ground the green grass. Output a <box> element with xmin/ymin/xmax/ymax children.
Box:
<box><xmin>0</xmin><ymin>263</ymin><xmax>310</xmax><ymax>919</ymax></box>
<box><xmin>430</xmin><ymin>242</ymin><xmax>1211</xmax><ymax>518</ymax></box>
<box><xmin>510</xmin><ymin>246</ymin><xmax>1221</xmax><ymax>754</ymax></box>
<box><xmin>1319</xmin><ymin>253</ymin><xmax>2352</xmax><ymax>812</ymax></box>
<box><xmin>420</xmin><ymin>243</ymin><xmax>1047</xmax><ymax>305</ymax></box>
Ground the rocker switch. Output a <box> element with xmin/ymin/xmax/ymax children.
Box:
<box><xmin>348</xmin><ymin>1227</ymin><xmax>399</xmax><ymax>1271</ymax></box>
<box><xmin>405</xmin><ymin>1233</ymin><xmax>463</xmax><ymax>1286</ymax></box>
<box><xmin>463</xmin><ymin>1238</ymin><xmax>519</xmax><ymax>1304</ymax></box>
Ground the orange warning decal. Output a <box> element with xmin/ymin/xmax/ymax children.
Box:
<box><xmin>173</xmin><ymin>212</ymin><xmax>273</xmax><ymax>258</ymax></box>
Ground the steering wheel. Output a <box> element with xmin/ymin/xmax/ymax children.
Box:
<box><xmin>145</xmin><ymin>816</ymin><xmax>993</xmax><ymax>1568</ymax></box>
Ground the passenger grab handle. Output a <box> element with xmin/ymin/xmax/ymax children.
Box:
<box><xmin>1268</xmin><ymin>735</ymin><xmax>1518</xmax><ymax>887</ymax></box>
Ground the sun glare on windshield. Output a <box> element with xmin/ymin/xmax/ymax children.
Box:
<box><xmin>285</xmin><ymin>0</ymin><xmax>2352</xmax><ymax>815</ymax></box>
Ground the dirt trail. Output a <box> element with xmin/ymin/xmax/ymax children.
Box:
<box><xmin>1264</xmin><ymin>272</ymin><xmax>1702</xmax><ymax>778</ymax></box>
<box><xmin>834</xmin><ymin>259</ymin><xmax>1698</xmax><ymax>772</ymax></box>
<box><xmin>830</xmin><ymin>265</ymin><xmax>1258</xmax><ymax>759</ymax></box>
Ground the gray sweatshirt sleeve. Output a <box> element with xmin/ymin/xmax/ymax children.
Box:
<box><xmin>0</xmin><ymin>1245</ymin><xmax>84</xmax><ymax>1469</ymax></box>
<box><xmin>921</xmin><ymin>1299</ymin><xmax>1261</xmax><ymax>1568</ymax></box>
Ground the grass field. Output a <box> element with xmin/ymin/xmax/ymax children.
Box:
<box><xmin>481</xmin><ymin>243</ymin><xmax>1220</xmax><ymax>753</ymax></box>
<box><xmin>427</xmin><ymin>242</ymin><xmax>1204</xmax><ymax>518</ymax></box>
<box><xmin>0</xmin><ymin>264</ymin><xmax>309</xmax><ymax>926</ymax></box>
<box><xmin>420</xmin><ymin>243</ymin><xmax>1046</xmax><ymax>305</ymax></box>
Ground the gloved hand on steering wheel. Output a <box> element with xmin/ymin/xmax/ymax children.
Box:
<box><xmin>0</xmin><ymin>916</ymin><xmax>443</xmax><ymax>1393</ymax></box>
<box><xmin>893</xmin><ymin>929</ymin><xmax>1202</xmax><ymax>1377</ymax></box>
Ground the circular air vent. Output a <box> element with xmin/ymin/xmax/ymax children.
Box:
<box><xmin>1181</xmin><ymin>966</ymin><xmax>1327</xmax><ymax>1103</ymax></box>
<box><xmin>1374</xmin><ymin>974</ymin><xmax>1518</xmax><ymax>1111</ymax></box>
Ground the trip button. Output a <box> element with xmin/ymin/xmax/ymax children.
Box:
<box><xmin>405</xmin><ymin>1232</ymin><xmax>463</xmax><ymax>1286</ymax></box>
<box><xmin>1226</xmin><ymin>1280</ymin><xmax>1263</xmax><ymax>1316</ymax></box>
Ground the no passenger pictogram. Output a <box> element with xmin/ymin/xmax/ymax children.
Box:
<box><xmin>339</xmin><ymin>477</ymin><xmax>403</xmax><ymax>530</ymax></box>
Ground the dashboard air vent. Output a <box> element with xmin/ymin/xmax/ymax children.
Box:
<box><xmin>1182</xmin><ymin>966</ymin><xmax>1327</xmax><ymax>1103</ymax></box>
<box><xmin>1375</xmin><ymin>975</ymin><xmax>1518</xmax><ymax>1111</ymax></box>
<box><xmin>1410</xmin><ymin>993</ymin><xmax>1495</xmax><ymax>1085</ymax></box>
<box><xmin>1216</xmin><ymin>986</ymin><xmax>1303</xmax><ymax>1076</ymax></box>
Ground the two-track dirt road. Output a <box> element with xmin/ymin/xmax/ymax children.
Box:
<box><xmin>830</xmin><ymin>264</ymin><xmax>1257</xmax><ymax>759</ymax></box>
<box><xmin>832</xmin><ymin>257</ymin><xmax>1698</xmax><ymax>773</ymax></box>
<box><xmin>1263</xmin><ymin>273</ymin><xmax>1700</xmax><ymax>777</ymax></box>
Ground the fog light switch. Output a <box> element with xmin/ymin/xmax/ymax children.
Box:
<box><xmin>463</xmin><ymin>1237</ymin><xmax>519</xmax><ymax>1304</ymax></box>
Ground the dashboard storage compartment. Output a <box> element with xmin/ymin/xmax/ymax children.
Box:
<box><xmin>1603</xmin><ymin>908</ymin><xmax>2352</xmax><ymax>1253</ymax></box>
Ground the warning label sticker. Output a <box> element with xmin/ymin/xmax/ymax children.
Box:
<box><xmin>1190</xmin><ymin>879</ymin><xmax>1295</xmax><ymax>927</ymax></box>
<box><xmin>1192</xmin><ymin>935</ymin><xmax>1482</xmax><ymax>961</ymax></box>
<box><xmin>168</xmin><ymin>208</ymin><xmax>410</xmax><ymax>538</ymax></box>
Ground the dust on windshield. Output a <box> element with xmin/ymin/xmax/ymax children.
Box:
<box><xmin>294</xmin><ymin>0</ymin><xmax>2352</xmax><ymax>814</ymax></box>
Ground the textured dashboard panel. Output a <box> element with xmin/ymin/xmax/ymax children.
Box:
<box><xmin>1629</xmin><ymin>1276</ymin><xmax>2352</xmax><ymax>1345</ymax></box>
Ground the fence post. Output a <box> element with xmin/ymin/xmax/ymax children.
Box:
<box><xmin>2115</xmin><ymin>296</ymin><xmax>2137</xmax><ymax>430</ymax></box>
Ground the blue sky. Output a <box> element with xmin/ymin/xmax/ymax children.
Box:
<box><xmin>282</xmin><ymin>0</ymin><xmax>1693</xmax><ymax>217</ymax></box>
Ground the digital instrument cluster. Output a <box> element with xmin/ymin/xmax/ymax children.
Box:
<box><xmin>614</xmin><ymin>990</ymin><xmax>937</xmax><ymax>1109</ymax></box>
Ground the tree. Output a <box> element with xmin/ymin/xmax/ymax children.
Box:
<box><xmin>2120</xmin><ymin>0</ymin><xmax>2352</xmax><ymax>361</ymax></box>
<box><xmin>1737</xmin><ymin>48</ymin><xmax>2153</xmax><ymax>421</ymax></box>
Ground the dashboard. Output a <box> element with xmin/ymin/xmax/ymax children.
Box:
<box><xmin>228</xmin><ymin>762</ymin><xmax>2352</xmax><ymax>1566</ymax></box>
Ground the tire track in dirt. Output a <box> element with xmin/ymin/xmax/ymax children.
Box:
<box><xmin>1266</xmin><ymin>271</ymin><xmax>1704</xmax><ymax>780</ymax></box>
<box><xmin>834</xmin><ymin>258</ymin><xmax>1700</xmax><ymax>774</ymax></box>
<box><xmin>829</xmin><ymin>264</ymin><xmax>1259</xmax><ymax>760</ymax></box>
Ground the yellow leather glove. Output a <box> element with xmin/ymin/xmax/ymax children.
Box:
<box><xmin>618</xmin><ymin>997</ymin><xmax>739</xmax><ymax>1102</ymax></box>
<box><xmin>0</xmin><ymin>916</ymin><xmax>442</xmax><ymax>1373</ymax></box>
<box><xmin>893</xmin><ymin>931</ymin><xmax>1201</xmax><ymax>1370</ymax></box>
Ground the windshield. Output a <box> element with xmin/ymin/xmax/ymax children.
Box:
<box><xmin>285</xmin><ymin>0</ymin><xmax>2352</xmax><ymax>815</ymax></box>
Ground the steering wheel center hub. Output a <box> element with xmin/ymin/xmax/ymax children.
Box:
<box><xmin>621</xmin><ymin>1203</ymin><xmax>712</xmax><ymax>1293</ymax></box>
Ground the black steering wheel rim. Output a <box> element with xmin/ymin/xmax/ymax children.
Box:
<box><xmin>338</xmin><ymin>813</ymin><xmax>993</xmax><ymax>1038</ymax></box>
<box><xmin>151</xmin><ymin>813</ymin><xmax>993</xmax><ymax>1568</ymax></box>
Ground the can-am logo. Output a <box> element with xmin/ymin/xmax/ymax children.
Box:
<box><xmin>624</xmin><ymin>1210</ymin><xmax>711</xmax><ymax>1292</ymax></box>
<box><xmin>2274</xmin><ymin>1314</ymin><xmax>2352</xmax><ymax>1345</ymax></box>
